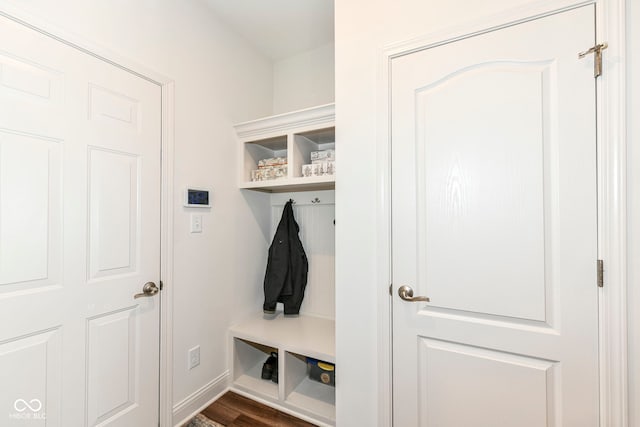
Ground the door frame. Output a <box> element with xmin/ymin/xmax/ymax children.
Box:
<box><xmin>376</xmin><ymin>0</ymin><xmax>628</xmax><ymax>425</ymax></box>
<box><xmin>0</xmin><ymin>4</ymin><xmax>176</xmax><ymax>426</ymax></box>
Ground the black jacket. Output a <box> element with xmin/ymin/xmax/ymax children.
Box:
<box><xmin>263</xmin><ymin>200</ymin><xmax>308</xmax><ymax>315</ymax></box>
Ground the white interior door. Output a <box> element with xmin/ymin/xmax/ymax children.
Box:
<box><xmin>391</xmin><ymin>6</ymin><xmax>599</xmax><ymax>426</ymax></box>
<box><xmin>0</xmin><ymin>15</ymin><xmax>161</xmax><ymax>426</ymax></box>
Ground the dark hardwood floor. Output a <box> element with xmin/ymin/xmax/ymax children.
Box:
<box><xmin>201</xmin><ymin>391</ymin><xmax>317</xmax><ymax>427</ymax></box>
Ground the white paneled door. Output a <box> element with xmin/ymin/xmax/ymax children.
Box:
<box><xmin>0</xmin><ymin>15</ymin><xmax>161</xmax><ymax>427</ymax></box>
<box><xmin>392</xmin><ymin>6</ymin><xmax>599</xmax><ymax>426</ymax></box>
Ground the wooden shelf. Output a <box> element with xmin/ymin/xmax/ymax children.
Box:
<box><xmin>286</xmin><ymin>377</ymin><xmax>336</xmax><ymax>420</ymax></box>
<box><xmin>234</xmin><ymin>366</ymin><xmax>279</xmax><ymax>400</ymax></box>
<box><xmin>231</xmin><ymin>338</ymin><xmax>279</xmax><ymax>401</ymax></box>
<box><xmin>235</xmin><ymin>104</ymin><xmax>335</xmax><ymax>192</ymax></box>
<box><xmin>234</xmin><ymin>104</ymin><xmax>335</xmax><ymax>140</ymax></box>
<box><xmin>239</xmin><ymin>175</ymin><xmax>335</xmax><ymax>193</ymax></box>
<box><xmin>230</xmin><ymin>312</ymin><xmax>335</xmax><ymax>363</ymax></box>
<box><xmin>229</xmin><ymin>312</ymin><xmax>336</xmax><ymax>425</ymax></box>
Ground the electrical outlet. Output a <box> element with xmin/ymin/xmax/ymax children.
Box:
<box><xmin>188</xmin><ymin>345</ymin><xmax>200</xmax><ymax>370</ymax></box>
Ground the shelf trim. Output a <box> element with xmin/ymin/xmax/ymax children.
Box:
<box><xmin>235</xmin><ymin>103</ymin><xmax>335</xmax><ymax>140</ymax></box>
<box><xmin>240</xmin><ymin>175</ymin><xmax>335</xmax><ymax>189</ymax></box>
<box><xmin>229</xmin><ymin>312</ymin><xmax>336</xmax><ymax>363</ymax></box>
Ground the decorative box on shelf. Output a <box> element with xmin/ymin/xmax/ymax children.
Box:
<box><xmin>235</xmin><ymin>103</ymin><xmax>335</xmax><ymax>193</ymax></box>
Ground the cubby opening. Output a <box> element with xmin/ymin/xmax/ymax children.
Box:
<box><xmin>292</xmin><ymin>127</ymin><xmax>335</xmax><ymax>178</ymax></box>
<box><xmin>232</xmin><ymin>338</ymin><xmax>279</xmax><ymax>400</ymax></box>
<box><xmin>243</xmin><ymin>135</ymin><xmax>288</xmax><ymax>183</ymax></box>
<box><xmin>284</xmin><ymin>351</ymin><xmax>335</xmax><ymax>421</ymax></box>
<box><xmin>236</xmin><ymin>104</ymin><xmax>335</xmax><ymax>191</ymax></box>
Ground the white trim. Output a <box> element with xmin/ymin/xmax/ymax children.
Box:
<box><xmin>376</xmin><ymin>42</ymin><xmax>393</xmax><ymax>427</ymax></box>
<box><xmin>377</xmin><ymin>0</ymin><xmax>628</xmax><ymax>425</ymax></box>
<box><xmin>0</xmin><ymin>5</ymin><xmax>177</xmax><ymax>426</ymax></box>
<box><xmin>174</xmin><ymin>387</ymin><xmax>229</xmax><ymax>427</ymax></box>
<box><xmin>160</xmin><ymin>82</ymin><xmax>176</xmax><ymax>427</ymax></box>
<box><xmin>381</xmin><ymin>0</ymin><xmax>593</xmax><ymax>59</ymax></box>
<box><xmin>0</xmin><ymin>0</ymin><xmax>172</xmax><ymax>85</ymax></box>
<box><xmin>172</xmin><ymin>372</ymin><xmax>230</xmax><ymax>427</ymax></box>
<box><xmin>596</xmin><ymin>0</ymin><xmax>628</xmax><ymax>425</ymax></box>
<box><xmin>234</xmin><ymin>103</ymin><xmax>335</xmax><ymax>139</ymax></box>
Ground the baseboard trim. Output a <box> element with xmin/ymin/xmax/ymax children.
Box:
<box><xmin>172</xmin><ymin>371</ymin><xmax>230</xmax><ymax>427</ymax></box>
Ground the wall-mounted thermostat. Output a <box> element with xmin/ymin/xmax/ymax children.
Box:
<box><xmin>184</xmin><ymin>188</ymin><xmax>211</xmax><ymax>208</ymax></box>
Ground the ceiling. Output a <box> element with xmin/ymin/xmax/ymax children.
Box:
<box><xmin>202</xmin><ymin>0</ymin><xmax>334</xmax><ymax>61</ymax></box>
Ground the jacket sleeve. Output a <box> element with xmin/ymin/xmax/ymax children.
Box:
<box><xmin>263</xmin><ymin>203</ymin><xmax>293</xmax><ymax>313</ymax></box>
<box><xmin>281</xmin><ymin>206</ymin><xmax>309</xmax><ymax>315</ymax></box>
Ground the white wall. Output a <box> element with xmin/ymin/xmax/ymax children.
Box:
<box><xmin>627</xmin><ymin>0</ymin><xmax>639</xmax><ymax>423</ymax></box>
<box><xmin>273</xmin><ymin>42</ymin><xmax>335</xmax><ymax>114</ymax></box>
<box><xmin>335</xmin><ymin>0</ymin><xmax>635</xmax><ymax>425</ymax></box>
<box><xmin>0</xmin><ymin>0</ymin><xmax>274</xmax><ymax>422</ymax></box>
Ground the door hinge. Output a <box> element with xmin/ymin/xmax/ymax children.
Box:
<box><xmin>597</xmin><ymin>260</ymin><xmax>604</xmax><ymax>288</ymax></box>
<box><xmin>578</xmin><ymin>42</ymin><xmax>608</xmax><ymax>78</ymax></box>
<box><xmin>389</xmin><ymin>284</ymin><xmax>392</xmax><ymax>296</ymax></box>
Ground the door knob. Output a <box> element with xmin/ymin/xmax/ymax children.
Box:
<box><xmin>398</xmin><ymin>285</ymin><xmax>430</xmax><ymax>302</ymax></box>
<box><xmin>134</xmin><ymin>282</ymin><xmax>159</xmax><ymax>299</ymax></box>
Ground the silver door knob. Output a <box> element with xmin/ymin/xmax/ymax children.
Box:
<box><xmin>134</xmin><ymin>282</ymin><xmax>159</xmax><ymax>299</ymax></box>
<box><xmin>398</xmin><ymin>285</ymin><xmax>430</xmax><ymax>302</ymax></box>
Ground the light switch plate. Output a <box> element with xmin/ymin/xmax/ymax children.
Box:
<box><xmin>190</xmin><ymin>214</ymin><xmax>202</xmax><ymax>233</ymax></box>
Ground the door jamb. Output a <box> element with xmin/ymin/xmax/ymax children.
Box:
<box><xmin>0</xmin><ymin>4</ymin><xmax>176</xmax><ymax>426</ymax></box>
<box><xmin>377</xmin><ymin>0</ymin><xmax>627</xmax><ymax>425</ymax></box>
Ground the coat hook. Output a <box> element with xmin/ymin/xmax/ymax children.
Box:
<box><xmin>311</xmin><ymin>197</ymin><xmax>321</xmax><ymax>204</ymax></box>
